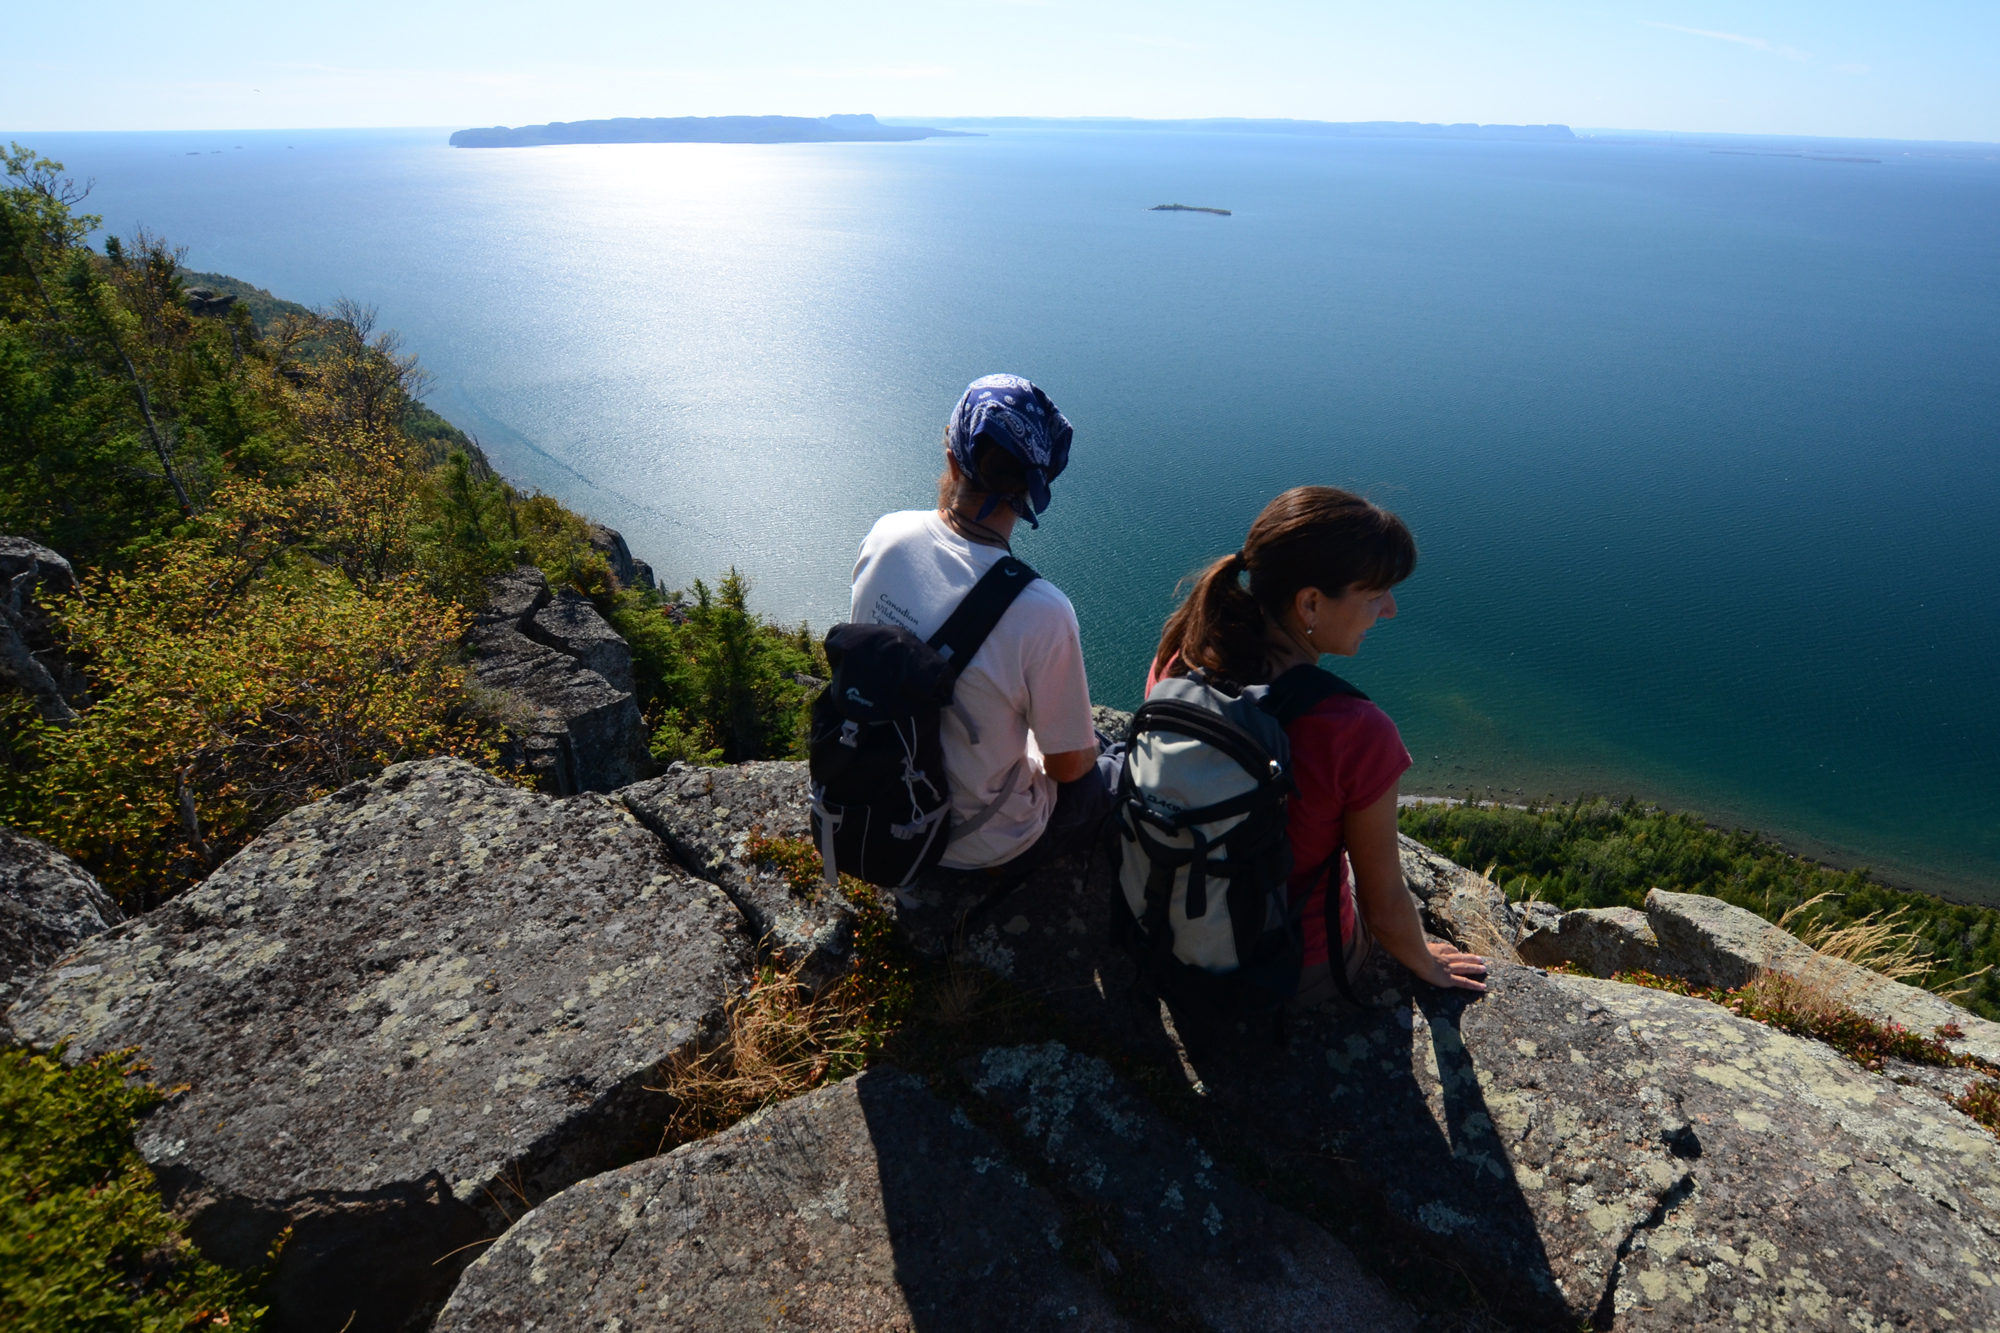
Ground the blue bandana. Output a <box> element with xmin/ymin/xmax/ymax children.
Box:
<box><xmin>945</xmin><ymin>374</ymin><xmax>1073</xmax><ymax>528</ymax></box>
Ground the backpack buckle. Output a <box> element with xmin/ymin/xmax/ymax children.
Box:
<box><xmin>839</xmin><ymin>720</ymin><xmax>860</xmax><ymax>748</ymax></box>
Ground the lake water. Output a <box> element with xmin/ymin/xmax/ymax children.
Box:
<box><xmin>16</xmin><ymin>125</ymin><xmax>2000</xmax><ymax>900</ymax></box>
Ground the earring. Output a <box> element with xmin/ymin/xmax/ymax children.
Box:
<box><xmin>1306</xmin><ymin>618</ymin><xmax>1316</xmax><ymax>643</ymax></box>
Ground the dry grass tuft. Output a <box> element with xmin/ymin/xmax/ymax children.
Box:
<box><xmin>652</xmin><ymin>956</ymin><xmax>882</xmax><ymax>1150</ymax></box>
<box><xmin>1777</xmin><ymin>893</ymin><xmax>1937</xmax><ymax>983</ymax></box>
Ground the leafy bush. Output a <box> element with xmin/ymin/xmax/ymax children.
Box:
<box><xmin>5</xmin><ymin>533</ymin><xmax>489</xmax><ymax>911</ymax></box>
<box><xmin>1402</xmin><ymin>797</ymin><xmax>2000</xmax><ymax>1020</ymax></box>
<box><xmin>0</xmin><ymin>1046</ymin><xmax>273</xmax><ymax>1330</ymax></box>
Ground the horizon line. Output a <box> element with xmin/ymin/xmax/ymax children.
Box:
<box><xmin>6</xmin><ymin>116</ymin><xmax>1996</xmax><ymax>150</ymax></box>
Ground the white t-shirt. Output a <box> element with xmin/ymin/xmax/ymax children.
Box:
<box><xmin>849</xmin><ymin>510</ymin><xmax>1096</xmax><ymax>869</ymax></box>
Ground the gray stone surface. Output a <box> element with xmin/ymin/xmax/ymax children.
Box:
<box><xmin>8</xmin><ymin>758</ymin><xmax>751</xmax><ymax>1333</ymax></box>
<box><xmin>0</xmin><ymin>823</ymin><xmax>121</xmax><ymax>1004</ymax></box>
<box><xmin>1399</xmin><ymin>834</ymin><xmax>1522</xmax><ymax>962</ymax></box>
<box><xmin>1517</xmin><ymin>905</ymin><xmax>1665</xmax><ymax>978</ymax></box>
<box><xmin>434</xmin><ymin>1068</ymin><xmax>1135</xmax><ymax>1332</ymax></box>
<box><xmin>620</xmin><ymin>760</ymin><xmax>854</xmax><ymax>989</ymax></box>
<box><xmin>469</xmin><ymin>565</ymin><xmax>653</xmax><ymax>794</ymax></box>
<box><xmin>1646</xmin><ymin>888</ymin><xmax>2000</xmax><ymax>1065</ymax></box>
<box><xmin>1170</xmin><ymin>962</ymin><xmax>2000</xmax><ymax>1331</ymax></box>
<box><xmin>0</xmin><ymin>535</ymin><xmax>86</xmax><ymax>722</ymax></box>
<box><xmin>967</xmin><ymin>1042</ymin><xmax>1414</xmax><ymax>1332</ymax></box>
<box><xmin>587</xmin><ymin>522</ymin><xmax>656</xmax><ymax>592</ymax></box>
<box><xmin>529</xmin><ymin>588</ymin><xmax>636</xmax><ymax>695</ymax></box>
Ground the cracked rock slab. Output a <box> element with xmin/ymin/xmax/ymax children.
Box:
<box><xmin>0</xmin><ymin>823</ymin><xmax>122</xmax><ymax>1005</ymax></box>
<box><xmin>8</xmin><ymin>758</ymin><xmax>751</xmax><ymax>1333</ymax></box>
<box><xmin>1196</xmin><ymin>962</ymin><xmax>2000</xmax><ymax>1330</ymax></box>
<box><xmin>967</xmin><ymin>1042</ymin><xmax>1414</xmax><ymax>1332</ymax></box>
<box><xmin>621</xmin><ymin>761</ymin><xmax>854</xmax><ymax>989</ymax></box>
<box><xmin>434</xmin><ymin>1067</ymin><xmax>1134</xmax><ymax>1332</ymax></box>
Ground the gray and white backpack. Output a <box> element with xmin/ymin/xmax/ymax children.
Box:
<box><xmin>1114</xmin><ymin>663</ymin><xmax>1368</xmax><ymax>1014</ymax></box>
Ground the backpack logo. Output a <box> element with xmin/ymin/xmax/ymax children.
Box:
<box><xmin>846</xmin><ymin>687</ymin><xmax>875</xmax><ymax>707</ymax></box>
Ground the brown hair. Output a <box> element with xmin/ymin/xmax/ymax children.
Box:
<box><xmin>937</xmin><ymin>432</ymin><xmax>1032</xmax><ymax>512</ymax></box>
<box><xmin>1153</xmin><ymin>486</ymin><xmax>1417</xmax><ymax>686</ymax></box>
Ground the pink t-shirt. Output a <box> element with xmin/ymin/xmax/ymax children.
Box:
<box><xmin>1143</xmin><ymin>657</ymin><xmax>1412</xmax><ymax>970</ymax></box>
<box><xmin>1282</xmin><ymin>695</ymin><xmax>1412</xmax><ymax>969</ymax></box>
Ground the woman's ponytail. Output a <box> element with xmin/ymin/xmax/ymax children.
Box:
<box><xmin>1153</xmin><ymin>550</ymin><xmax>1267</xmax><ymax>685</ymax></box>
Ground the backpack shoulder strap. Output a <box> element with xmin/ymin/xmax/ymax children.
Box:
<box><xmin>1260</xmin><ymin>663</ymin><xmax>1369</xmax><ymax>728</ymax></box>
<box><xmin>926</xmin><ymin>556</ymin><xmax>1040</xmax><ymax>679</ymax></box>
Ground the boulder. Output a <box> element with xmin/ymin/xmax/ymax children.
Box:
<box><xmin>1169</xmin><ymin>961</ymin><xmax>2000</xmax><ymax>1331</ymax></box>
<box><xmin>469</xmin><ymin>565</ymin><xmax>653</xmax><ymax>794</ymax></box>
<box><xmin>1642</xmin><ymin>888</ymin><xmax>1820</xmax><ymax>990</ymax></box>
<box><xmin>620</xmin><ymin>760</ymin><xmax>853</xmax><ymax>989</ymax></box>
<box><xmin>0</xmin><ymin>824</ymin><xmax>122</xmax><ymax>1004</ymax></box>
<box><xmin>0</xmin><ymin>535</ymin><xmax>87</xmax><ymax>722</ymax></box>
<box><xmin>434</xmin><ymin>1068</ymin><xmax>1136</xmax><ymax>1331</ymax></box>
<box><xmin>1398</xmin><ymin>834</ymin><xmax>1522</xmax><ymax>962</ymax></box>
<box><xmin>1645</xmin><ymin>888</ymin><xmax>2000</xmax><ymax>1065</ymax></box>
<box><xmin>529</xmin><ymin>588</ymin><xmax>636</xmax><ymax>695</ymax></box>
<box><xmin>1517</xmin><ymin>906</ymin><xmax>1665</xmax><ymax>977</ymax></box>
<box><xmin>967</xmin><ymin>1042</ymin><xmax>1414</xmax><ymax>1331</ymax></box>
<box><xmin>587</xmin><ymin>522</ymin><xmax>656</xmax><ymax>592</ymax></box>
<box><xmin>8</xmin><ymin>758</ymin><xmax>752</xmax><ymax>1333</ymax></box>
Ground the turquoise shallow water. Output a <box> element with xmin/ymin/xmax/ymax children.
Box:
<box><xmin>16</xmin><ymin>126</ymin><xmax>2000</xmax><ymax>900</ymax></box>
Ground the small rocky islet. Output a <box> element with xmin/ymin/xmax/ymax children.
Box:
<box><xmin>1150</xmin><ymin>202</ymin><xmax>1233</xmax><ymax>215</ymax></box>
<box><xmin>5</xmin><ymin>547</ymin><xmax>2000</xmax><ymax>1331</ymax></box>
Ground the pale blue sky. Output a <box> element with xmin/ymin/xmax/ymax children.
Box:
<box><xmin>5</xmin><ymin>1</ymin><xmax>1995</xmax><ymax>141</ymax></box>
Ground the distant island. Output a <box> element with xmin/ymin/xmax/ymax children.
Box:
<box><xmin>449</xmin><ymin>114</ymin><xmax>974</xmax><ymax>148</ymax></box>
<box><xmin>1151</xmin><ymin>203</ymin><xmax>1231</xmax><ymax>216</ymax></box>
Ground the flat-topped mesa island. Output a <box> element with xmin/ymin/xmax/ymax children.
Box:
<box><xmin>448</xmin><ymin>113</ymin><xmax>975</xmax><ymax>147</ymax></box>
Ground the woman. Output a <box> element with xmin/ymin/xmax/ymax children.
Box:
<box><xmin>1148</xmin><ymin>486</ymin><xmax>1488</xmax><ymax>1004</ymax></box>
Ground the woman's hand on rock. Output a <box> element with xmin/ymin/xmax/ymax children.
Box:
<box><xmin>1421</xmin><ymin>939</ymin><xmax>1489</xmax><ymax>993</ymax></box>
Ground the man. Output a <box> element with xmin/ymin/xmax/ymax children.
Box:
<box><xmin>847</xmin><ymin>374</ymin><xmax>1117</xmax><ymax>872</ymax></box>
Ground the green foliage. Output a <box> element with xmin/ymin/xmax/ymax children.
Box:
<box><xmin>1401</xmin><ymin>797</ymin><xmax>2000</xmax><ymax>1020</ymax></box>
<box><xmin>0</xmin><ymin>1046</ymin><xmax>272</xmax><ymax>1330</ymax></box>
<box><xmin>607</xmin><ymin>570</ymin><xmax>825</xmax><ymax>766</ymax></box>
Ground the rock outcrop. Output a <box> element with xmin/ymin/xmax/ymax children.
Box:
<box><xmin>1520</xmin><ymin>887</ymin><xmax>2000</xmax><ymax>1066</ymax></box>
<box><xmin>438</xmin><ymin>1059</ymin><xmax>1414</xmax><ymax>1332</ymax></box>
<box><xmin>1153</xmin><ymin>958</ymin><xmax>2000</xmax><ymax>1331</ymax></box>
<box><xmin>0</xmin><ymin>824</ymin><xmax>121</xmax><ymax>1002</ymax></box>
<box><xmin>7</xmin><ymin>758</ymin><xmax>752</xmax><ymax>1333</ymax></box>
<box><xmin>0</xmin><ymin>536</ymin><xmax>88</xmax><ymax>722</ymax></box>
<box><xmin>435</xmin><ymin>1068</ymin><xmax>1138</xmax><ymax>1331</ymax></box>
<box><xmin>468</xmin><ymin>565</ymin><xmax>654</xmax><ymax>794</ymax></box>
<box><xmin>1516</xmin><ymin>904</ymin><xmax>1664</xmax><ymax>977</ymax></box>
<box><xmin>966</xmin><ymin>1042</ymin><xmax>1414</xmax><ymax>1331</ymax></box>
<box><xmin>620</xmin><ymin>760</ymin><xmax>854</xmax><ymax>988</ymax></box>
<box><xmin>588</xmin><ymin>522</ymin><xmax>656</xmax><ymax>592</ymax></box>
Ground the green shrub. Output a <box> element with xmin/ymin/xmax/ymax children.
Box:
<box><xmin>0</xmin><ymin>1045</ymin><xmax>273</xmax><ymax>1330</ymax></box>
<box><xmin>607</xmin><ymin>570</ymin><xmax>825</xmax><ymax>766</ymax></box>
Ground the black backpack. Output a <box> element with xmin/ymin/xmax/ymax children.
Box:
<box><xmin>1113</xmin><ymin>662</ymin><xmax>1369</xmax><ymax>1016</ymax></box>
<box><xmin>808</xmin><ymin>557</ymin><xmax>1039</xmax><ymax>890</ymax></box>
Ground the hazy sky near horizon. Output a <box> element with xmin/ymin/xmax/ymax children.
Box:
<box><xmin>5</xmin><ymin>1</ymin><xmax>1996</xmax><ymax>142</ymax></box>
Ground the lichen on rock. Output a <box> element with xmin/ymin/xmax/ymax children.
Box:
<box><xmin>7</xmin><ymin>757</ymin><xmax>751</xmax><ymax>1332</ymax></box>
<box><xmin>620</xmin><ymin>759</ymin><xmax>855</xmax><ymax>987</ymax></box>
<box><xmin>434</xmin><ymin>1068</ymin><xmax>1135</xmax><ymax>1331</ymax></box>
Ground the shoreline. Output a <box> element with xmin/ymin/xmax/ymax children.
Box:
<box><xmin>1399</xmin><ymin>786</ymin><xmax>1998</xmax><ymax>911</ymax></box>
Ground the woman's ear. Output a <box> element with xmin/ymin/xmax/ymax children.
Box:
<box><xmin>1293</xmin><ymin>585</ymin><xmax>1324</xmax><ymax>627</ymax></box>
